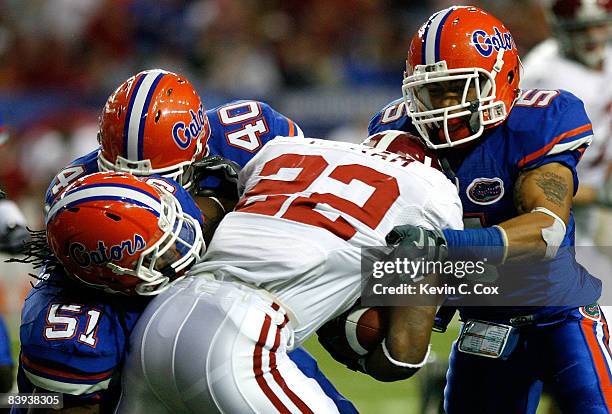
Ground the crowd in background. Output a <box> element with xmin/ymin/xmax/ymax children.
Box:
<box><xmin>0</xmin><ymin>0</ymin><xmax>554</xmax><ymax>314</ymax></box>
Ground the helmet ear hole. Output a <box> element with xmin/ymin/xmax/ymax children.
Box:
<box><xmin>105</xmin><ymin>212</ymin><xmax>122</xmax><ymax>221</ymax></box>
<box><xmin>507</xmin><ymin>70</ymin><xmax>515</xmax><ymax>85</ymax></box>
<box><xmin>155</xmin><ymin>110</ymin><xmax>161</xmax><ymax>123</ymax></box>
<box><xmin>166</xmin><ymin>88</ymin><xmax>173</xmax><ymax>96</ymax></box>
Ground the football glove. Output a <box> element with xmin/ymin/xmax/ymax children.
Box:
<box><xmin>385</xmin><ymin>224</ymin><xmax>448</xmax><ymax>262</ymax></box>
<box><xmin>317</xmin><ymin>319</ymin><xmax>368</xmax><ymax>374</ymax></box>
<box><xmin>191</xmin><ymin>155</ymin><xmax>241</xmax><ymax>199</ymax></box>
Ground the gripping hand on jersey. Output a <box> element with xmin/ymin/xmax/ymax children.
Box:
<box><xmin>385</xmin><ymin>224</ymin><xmax>448</xmax><ymax>262</ymax></box>
<box><xmin>192</xmin><ymin>155</ymin><xmax>241</xmax><ymax>198</ymax></box>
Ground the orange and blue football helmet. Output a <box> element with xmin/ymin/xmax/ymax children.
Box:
<box><xmin>403</xmin><ymin>6</ymin><xmax>521</xmax><ymax>149</ymax></box>
<box><xmin>98</xmin><ymin>69</ymin><xmax>210</xmax><ymax>189</ymax></box>
<box><xmin>46</xmin><ymin>172</ymin><xmax>205</xmax><ymax>295</ymax></box>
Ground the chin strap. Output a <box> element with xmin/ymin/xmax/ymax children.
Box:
<box><xmin>481</xmin><ymin>48</ymin><xmax>505</xmax><ymax>99</ymax></box>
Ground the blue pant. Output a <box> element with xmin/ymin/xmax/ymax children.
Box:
<box><xmin>445</xmin><ymin>306</ymin><xmax>612</xmax><ymax>414</ymax></box>
<box><xmin>289</xmin><ymin>347</ymin><xmax>358</xmax><ymax>414</ymax></box>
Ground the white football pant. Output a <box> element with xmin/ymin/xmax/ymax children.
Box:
<box><xmin>115</xmin><ymin>277</ymin><xmax>339</xmax><ymax>414</ymax></box>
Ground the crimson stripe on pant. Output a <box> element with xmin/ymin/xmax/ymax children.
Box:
<box><xmin>269</xmin><ymin>313</ymin><xmax>313</xmax><ymax>414</ymax></box>
<box><xmin>253</xmin><ymin>304</ymin><xmax>313</xmax><ymax>413</ymax></box>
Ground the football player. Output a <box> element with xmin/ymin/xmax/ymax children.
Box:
<box><xmin>522</xmin><ymin>0</ymin><xmax>612</xmax><ymax>281</ymax></box>
<box><xmin>15</xmin><ymin>70</ymin><xmax>356</xmax><ymax>413</ymax></box>
<box><xmin>114</xmin><ymin>131</ymin><xmax>464</xmax><ymax>413</ymax></box>
<box><xmin>368</xmin><ymin>5</ymin><xmax>609</xmax><ymax>413</ymax></box>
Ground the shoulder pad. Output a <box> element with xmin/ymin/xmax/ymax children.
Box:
<box><xmin>44</xmin><ymin>149</ymin><xmax>100</xmax><ymax>211</ymax></box>
<box><xmin>19</xmin><ymin>284</ymin><xmax>142</xmax><ymax>396</ymax></box>
<box><xmin>142</xmin><ymin>175</ymin><xmax>203</xmax><ymax>226</ymax></box>
<box><xmin>207</xmin><ymin>100</ymin><xmax>302</xmax><ymax>168</ymax></box>
<box><xmin>507</xmin><ymin>90</ymin><xmax>592</xmax><ymax>170</ymax></box>
<box><xmin>368</xmin><ymin>98</ymin><xmax>418</xmax><ymax>136</ymax></box>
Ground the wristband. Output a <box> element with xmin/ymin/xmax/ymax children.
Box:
<box><xmin>442</xmin><ymin>226</ymin><xmax>506</xmax><ymax>264</ymax></box>
<box><xmin>382</xmin><ymin>339</ymin><xmax>431</xmax><ymax>369</ymax></box>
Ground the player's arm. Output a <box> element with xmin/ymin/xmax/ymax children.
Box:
<box><xmin>364</xmin><ymin>175</ymin><xmax>460</xmax><ymax>381</ymax></box>
<box><xmin>437</xmin><ymin>162</ymin><xmax>572</xmax><ymax>264</ymax></box>
<box><xmin>496</xmin><ymin>162</ymin><xmax>572</xmax><ymax>262</ymax></box>
<box><xmin>362</xmin><ymin>305</ymin><xmax>436</xmax><ymax>382</ymax></box>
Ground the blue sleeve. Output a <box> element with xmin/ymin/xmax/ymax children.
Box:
<box><xmin>44</xmin><ymin>149</ymin><xmax>101</xmax><ymax>211</ymax></box>
<box><xmin>367</xmin><ymin>98</ymin><xmax>418</xmax><ymax>136</ymax></box>
<box><xmin>511</xmin><ymin>90</ymin><xmax>593</xmax><ymax>193</ymax></box>
<box><xmin>18</xmin><ymin>275</ymin><xmax>142</xmax><ymax>405</ymax></box>
<box><xmin>144</xmin><ymin>175</ymin><xmax>204</xmax><ymax>226</ymax></box>
<box><xmin>207</xmin><ymin>100</ymin><xmax>302</xmax><ymax>168</ymax></box>
<box><xmin>202</xmin><ymin>100</ymin><xmax>303</xmax><ymax>192</ymax></box>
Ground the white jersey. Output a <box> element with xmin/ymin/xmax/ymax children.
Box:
<box><xmin>522</xmin><ymin>39</ymin><xmax>612</xmax><ymax>188</ymax></box>
<box><xmin>191</xmin><ymin>137</ymin><xmax>463</xmax><ymax>344</ymax></box>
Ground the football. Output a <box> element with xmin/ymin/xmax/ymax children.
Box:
<box><xmin>318</xmin><ymin>305</ymin><xmax>388</xmax><ymax>361</ymax></box>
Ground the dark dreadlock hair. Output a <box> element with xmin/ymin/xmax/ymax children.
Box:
<box><xmin>8</xmin><ymin>227</ymin><xmax>144</xmax><ymax>385</ymax></box>
<box><xmin>6</xmin><ymin>228</ymin><xmax>65</xmax><ymax>288</ymax></box>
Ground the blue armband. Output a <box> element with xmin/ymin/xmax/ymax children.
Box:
<box><xmin>442</xmin><ymin>227</ymin><xmax>507</xmax><ymax>263</ymax></box>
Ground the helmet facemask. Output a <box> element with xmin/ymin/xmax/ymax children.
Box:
<box><xmin>105</xmin><ymin>190</ymin><xmax>206</xmax><ymax>296</ymax></box>
<box><xmin>97</xmin><ymin>127</ymin><xmax>209</xmax><ymax>190</ymax></box>
<box><xmin>402</xmin><ymin>58</ymin><xmax>507</xmax><ymax>149</ymax></box>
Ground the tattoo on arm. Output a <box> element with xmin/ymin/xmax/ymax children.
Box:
<box><xmin>513</xmin><ymin>172</ymin><xmax>528</xmax><ymax>214</ymax></box>
<box><xmin>534</xmin><ymin>171</ymin><xmax>568</xmax><ymax>207</ymax></box>
<box><xmin>514</xmin><ymin>168</ymin><xmax>570</xmax><ymax>213</ymax></box>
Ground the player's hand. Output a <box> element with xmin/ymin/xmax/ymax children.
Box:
<box><xmin>192</xmin><ymin>155</ymin><xmax>241</xmax><ymax>199</ymax></box>
<box><xmin>193</xmin><ymin>155</ymin><xmax>241</xmax><ymax>184</ymax></box>
<box><xmin>317</xmin><ymin>320</ymin><xmax>367</xmax><ymax>374</ymax></box>
<box><xmin>385</xmin><ymin>224</ymin><xmax>448</xmax><ymax>262</ymax></box>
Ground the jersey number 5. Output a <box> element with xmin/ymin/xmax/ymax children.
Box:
<box><xmin>236</xmin><ymin>153</ymin><xmax>400</xmax><ymax>240</ymax></box>
<box><xmin>44</xmin><ymin>304</ymin><xmax>101</xmax><ymax>347</ymax></box>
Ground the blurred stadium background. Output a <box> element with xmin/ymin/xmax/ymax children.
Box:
<box><xmin>0</xmin><ymin>0</ymin><xmax>585</xmax><ymax>412</ymax></box>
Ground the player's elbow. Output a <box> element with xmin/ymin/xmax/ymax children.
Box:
<box><xmin>387</xmin><ymin>333</ymin><xmax>429</xmax><ymax>367</ymax></box>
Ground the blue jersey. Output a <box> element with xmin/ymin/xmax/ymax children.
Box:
<box><xmin>16</xmin><ymin>269</ymin><xmax>146</xmax><ymax>409</ymax></box>
<box><xmin>18</xmin><ymin>176</ymin><xmax>201</xmax><ymax>409</ymax></box>
<box><xmin>369</xmin><ymin>90</ymin><xmax>601</xmax><ymax>322</ymax></box>
<box><xmin>44</xmin><ymin>100</ymin><xmax>303</xmax><ymax>210</ymax></box>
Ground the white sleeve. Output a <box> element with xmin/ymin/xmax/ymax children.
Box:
<box><xmin>422</xmin><ymin>177</ymin><xmax>463</xmax><ymax>231</ymax></box>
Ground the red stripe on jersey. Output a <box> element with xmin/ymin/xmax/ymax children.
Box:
<box><xmin>253</xmin><ymin>313</ymin><xmax>291</xmax><ymax>413</ymax></box>
<box><xmin>580</xmin><ymin>318</ymin><xmax>612</xmax><ymax>409</ymax></box>
<box><xmin>21</xmin><ymin>354</ymin><xmax>113</xmax><ymax>381</ymax></box>
<box><xmin>517</xmin><ymin>123</ymin><xmax>592</xmax><ymax>168</ymax></box>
